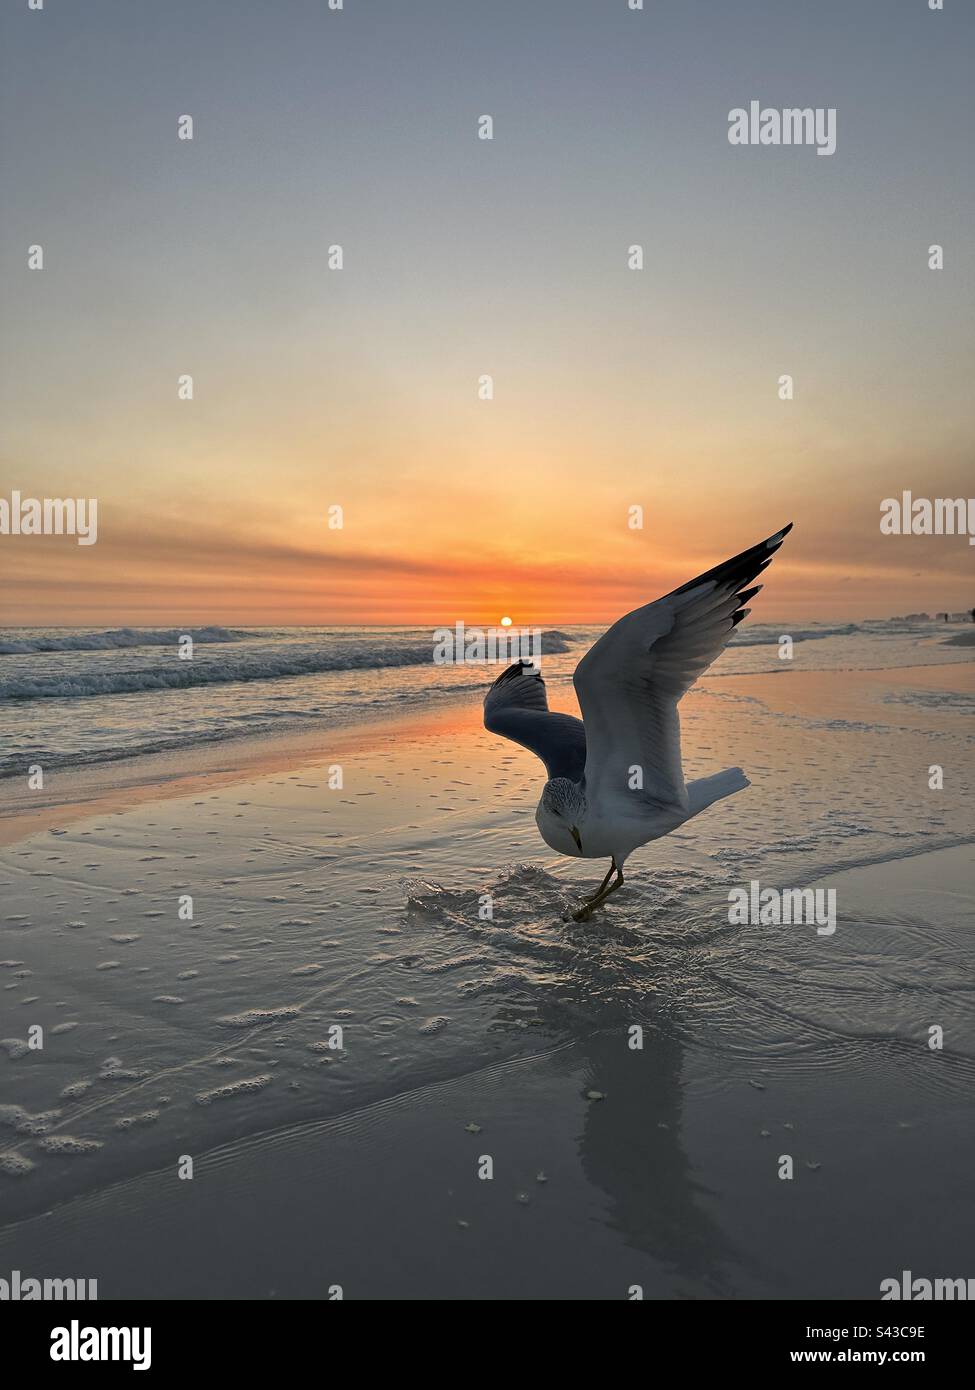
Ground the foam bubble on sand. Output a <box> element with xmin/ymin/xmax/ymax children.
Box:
<box><xmin>195</xmin><ymin>1074</ymin><xmax>273</xmax><ymax>1105</ymax></box>
<box><xmin>60</xmin><ymin>1080</ymin><xmax>93</xmax><ymax>1099</ymax></box>
<box><xmin>152</xmin><ymin>995</ymin><xmax>185</xmax><ymax>1005</ymax></box>
<box><xmin>0</xmin><ymin>1104</ymin><xmax>61</xmax><ymax>1135</ymax></box>
<box><xmin>290</xmin><ymin>964</ymin><xmax>321</xmax><ymax>976</ymax></box>
<box><xmin>217</xmin><ymin>1007</ymin><xmax>300</xmax><ymax>1028</ymax></box>
<box><xmin>418</xmin><ymin>1016</ymin><xmax>450</xmax><ymax>1035</ymax></box>
<box><xmin>114</xmin><ymin>1110</ymin><xmax>160</xmax><ymax>1130</ymax></box>
<box><xmin>1</xmin><ymin>1038</ymin><xmax>29</xmax><ymax>1059</ymax></box>
<box><xmin>99</xmin><ymin>1057</ymin><xmax>149</xmax><ymax>1081</ymax></box>
<box><xmin>0</xmin><ymin>1151</ymin><xmax>35</xmax><ymax>1177</ymax></box>
<box><xmin>39</xmin><ymin>1135</ymin><xmax>103</xmax><ymax>1155</ymax></box>
<box><xmin>50</xmin><ymin>1022</ymin><xmax>79</xmax><ymax>1035</ymax></box>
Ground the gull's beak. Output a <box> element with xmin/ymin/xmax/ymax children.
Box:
<box><xmin>570</xmin><ymin>826</ymin><xmax>583</xmax><ymax>853</ymax></box>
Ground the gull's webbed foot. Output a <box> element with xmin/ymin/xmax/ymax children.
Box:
<box><xmin>565</xmin><ymin>860</ymin><xmax>623</xmax><ymax>921</ymax></box>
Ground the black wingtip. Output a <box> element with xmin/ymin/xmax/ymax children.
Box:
<box><xmin>667</xmin><ymin>521</ymin><xmax>794</xmax><ymax>603</ymax></box>
<box><xmin>490</xmin><ymin>660</ymin><xmax>540</xmax><ymax>691</ymax></box>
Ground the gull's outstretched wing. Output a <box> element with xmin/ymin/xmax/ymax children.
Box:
<box><xmin>484</xmin><ymin>661</ymin><xmax>587</xmax><ymax>782</ymax></box>
<box><xmin>574</xmin><ymin>524</ymin><xmax>793</xmax><ymax>811</ymax></box>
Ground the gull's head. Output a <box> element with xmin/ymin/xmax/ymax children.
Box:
<box><xmin>537</xmin><ymin>778</ymin><xmax>587</xmax><ymax>857</ymax></box>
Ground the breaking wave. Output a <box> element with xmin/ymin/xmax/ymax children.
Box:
<box><xmin>0</xmin><ymin>626</ymin><xmax>253</xmax><ymax>655</ymax></box>
<box><xmin>0</xmin><ymin>631</ymin><xmax>573</xmax><ymax>700</ymax></box>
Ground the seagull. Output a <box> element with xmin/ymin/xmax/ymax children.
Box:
<box><xmin>483</xmin><ymin>524</ymin><xmax>793</xmax><ymax>920</ymax></box>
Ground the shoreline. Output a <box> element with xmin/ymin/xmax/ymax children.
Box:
<box><xmin>1</xmin><ymin>657</ymin><xmax>972</xmax><ymax>1295</ymax></box>
<box><xmin>0</xmin><ymin>703</ymin><xmax>476</xmax><ymax>848</ymax></box>
<box><xmin>2</xmin><ymin>659</ymin><xmax>971</xmax><ymax>849</ymax></box>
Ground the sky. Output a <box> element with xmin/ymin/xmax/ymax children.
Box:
<box><xmin>1</xmin><ymin>0</ymin><xmax>973</xmax><ymax>626</ymax></box>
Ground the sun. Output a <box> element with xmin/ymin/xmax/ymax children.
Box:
<box><xmin>500</xmin><ymin>615</ymin><xmax>513</xmax><ymax>627</ymax></box>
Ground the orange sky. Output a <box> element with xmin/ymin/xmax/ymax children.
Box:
<box><xmin>2</xmin><ymin>462</ymin><xmax>972</xmax><ymax>627</ymax></box>
<box><xmin>3</xmin><ymin>0</ymin><xmax>972</xmax><ymax>629</ymax></box>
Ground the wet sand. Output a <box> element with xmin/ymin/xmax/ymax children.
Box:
<box><xmin>0</xmin><ymin>664</ymin><xmax>973</xmax><ymax>1298</ymax></box>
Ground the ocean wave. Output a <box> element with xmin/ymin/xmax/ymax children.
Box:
<box><xmin>729</xmin><ymin>623</ymin><xmax>859</xmax><ymax>647</ymax></box>
<box><xmin>0</xmin><ymin>626</ymin><xmax>254</xmax><ymax>655</ymax></box>
<box><xmin>884</xmin><ymin>687</ymin><xmax>975</xmax><ymax>715</ymax></box>
<box><xmin>0</xmin><ymin>631</ymin><xmax>573</xmax><ymax>700</ymax></box>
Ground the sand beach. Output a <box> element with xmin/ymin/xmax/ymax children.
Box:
<box><xmin>1</xmin><ymin>635</ymin><xmax>972</xmax><ymax>1298</ymax></box>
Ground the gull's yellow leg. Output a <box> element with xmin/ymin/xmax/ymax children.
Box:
<box><xmin>570</xmin><ymin>860</ymin><xmax>623</xmax><ymax>921</ymax></box>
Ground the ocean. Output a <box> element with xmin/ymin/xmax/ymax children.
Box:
<box><xmin>1</xmin><ymin>619</ymin><xmax>971</xmax><ymax>780</ymax></box>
